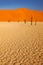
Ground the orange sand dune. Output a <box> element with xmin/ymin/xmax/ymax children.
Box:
<box><xmin>0</xmin><ymin>8</ymin><xmax>43</xmax><ymax>22</ymax></box>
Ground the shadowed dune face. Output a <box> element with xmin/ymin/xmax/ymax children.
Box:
<box><xmin>0</xmin><ymin>8</ymin><xmax>43</xmax><ymax>21</ymax></box>
<box><xmin>0</xmin><ymin>22</ymin><xmax>43</xmax><ymax>65</ymax></box>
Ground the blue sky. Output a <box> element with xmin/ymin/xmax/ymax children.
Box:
<box><xmin>0</xmin><ymin>0</ymin><xmax>43</xmax><ymax>11</ymax></box>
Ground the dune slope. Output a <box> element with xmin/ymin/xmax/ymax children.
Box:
<box><xmin>0</xmin><ymin>8</ymin><xmax>43</xmax><ymax>21</ymax></box>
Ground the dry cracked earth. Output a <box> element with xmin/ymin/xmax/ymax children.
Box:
<box><xmin>0</xmin><ymin>22</ymin><xmax>43</xmax><ymax>65</ymax></box>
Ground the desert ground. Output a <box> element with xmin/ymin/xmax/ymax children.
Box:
<box><xmin>0</xmin><ymin>22</ymin><xmax>43</xmax><ymax>65</ymax></box>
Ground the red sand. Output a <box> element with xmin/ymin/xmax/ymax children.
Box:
<box><xmin>0</xmin><ymin>8</ymin><xmax>43</xmax><ymax>22</ymax></box>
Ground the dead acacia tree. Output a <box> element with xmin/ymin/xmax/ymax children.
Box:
<box><xmin>31</xmin><ymin>17</ymin><xmax>32</xmax><ymax>25</ymax></box>
<box><xmin>8</xmin><ymin>20</ymin><xmax>10</xmax><ymax>23</ymax></box>
<box><xmin>24</xmin><ymin>19</ymin><xmax>26</xmax><ymax>24</ymax></box>
<box><xmin>35</xmin><ymin>19</ymin><xmax>37</xmax><ymax>25</ymax></box>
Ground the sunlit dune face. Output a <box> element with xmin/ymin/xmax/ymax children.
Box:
<box><xmin>0</xmin><ymin>8</ymin><xmax>43</xmax><ymax>21</ymax></box>
<box><xmin>0</xmin><ymin>22</ymin><xmax>43</xmax><ymax>65</ymax></box>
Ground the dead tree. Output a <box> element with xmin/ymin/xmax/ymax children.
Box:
<box><xmin>35</xmin><ymin>19</ymin><xmax>37</xmax><ymax>25</ymax></box>
<box><xmin>31</xmin><ymin>17</ymin><xmax>32</xmax><ymax>25</ymax></box>
<box><xmin>35</xmin><ymin>21</ymin><xmax>36</xmax><ymax>25</ymax></box>
<box><xmin>8</xmin><ymin>20</ymin><xmax>10</xmax><ymax>23</ymax></box>
<box><xmin>18</xmin><ymin>20</ymin><xmax>19</xmax><ymax>23</ymax></box>
<box><xmin>24</xmin><ymin>19</ymin><xmax>26</xmax><ymax>24</ymax></box>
